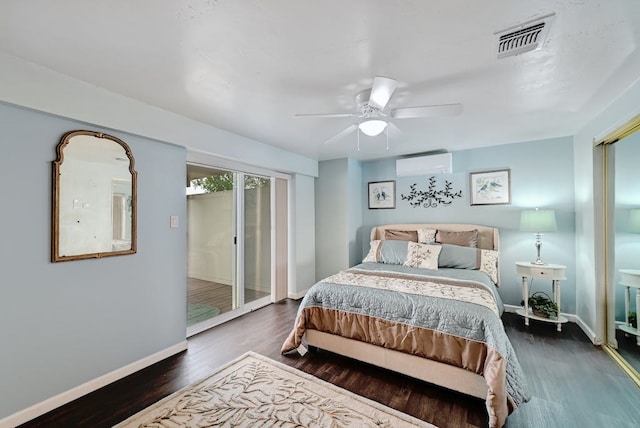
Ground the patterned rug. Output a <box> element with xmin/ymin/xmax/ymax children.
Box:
<box><xmin>114</xmin><ymin>351</ymin><xmax>436</xmax><ymax>427</ymax></box>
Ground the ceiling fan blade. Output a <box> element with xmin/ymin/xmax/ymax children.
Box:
<box><xmin>391</xmin><ymin>103</ymin><xmax>463</xmax><ymax>119</ymax></box>
<box><xmin>294</xmin><ymin>112</ymin><xmax>356</xmax><ymax>118</ymax></box>
<box><xmin>324</xmin><ymin>124</ymin><xmax>358</xmax><ymax>145</ymax></box>
<box><xmin>368</xmin><ymin>76</ymin><xmax>398</xmax><ymax>110</ymax></box>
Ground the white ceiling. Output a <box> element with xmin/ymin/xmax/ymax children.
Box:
<box><xmin>1</xmin><ymin>1</ymin><xmax>639</xmax><ymax>161</ymax></box>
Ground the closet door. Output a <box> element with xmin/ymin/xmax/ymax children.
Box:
<box><xmin>600</xmin><ymin>114</ymin><xmax>640</xmax><ymax>384</ymax></box>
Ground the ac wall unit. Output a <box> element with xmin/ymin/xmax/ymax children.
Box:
<box><xmin>396</xmin><ymin>153</ymin><xmax>453</xmax><ymax>177</ymax></box>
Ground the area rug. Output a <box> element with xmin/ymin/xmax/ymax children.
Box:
<box><xmin>114</xmin><ymin>351</ymin><xmax>436</xmax><ymax>427</ymax></box>
<box><xmin>186</xmin><ymin>303</ymin><xmax>221</xmax><ymax>326</ymax></box>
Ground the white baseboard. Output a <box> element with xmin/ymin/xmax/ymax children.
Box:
<box><xmin>576</xmin><ymin>315</ymin><xmax>601</xmax><ymax>344</ymax></box>
<box><xmin>0</xmin><ymin>341</ymin><xmax>188</xmax><ymax>428</ymax></box>
<box><xmin>288</xmin><ymin>287</ymin><xmax>310</xmax><ymax>300</ymax></box>
<box><xmin>503</xmin><ymin>304</ymin><xmax>599</xmax><ymax>344</ymax></box>
<box><xmin>502</xmin><ymin>304</ymin><xmax>521</xmax><ymax>314</ymax></box>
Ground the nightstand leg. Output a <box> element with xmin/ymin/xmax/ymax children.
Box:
<box><xmin>522</xmin><ymin>276</ymin><xmax>529</xmax><ymax>326</ymax></box>
<box><xmin>553</xmin><ymin>280</ymin><xmax>561</xmax><ymax>332</ymax></box>
<box><xmin>636</xmin><ymin>290</ymin><xmax>640</xmax><ymax>346</ymax></box>
<box><xmin>625</xmin><ymin>286</ymin><xmax>630</xmax><ymax>327</ymax></box>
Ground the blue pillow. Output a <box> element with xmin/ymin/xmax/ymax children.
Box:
<box><xmin>438</xmin><ymin>244</ymin><xmax>480</xmax><ymax>269</ymax></box>
<box><xmin>379</xmin><ymin>240</ymin><xmax>409</xmax><ymax>265</ymax></box>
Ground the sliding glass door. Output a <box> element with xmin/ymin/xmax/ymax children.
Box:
<box><xmin>186</xmin><ymin>165</ymin><xmax>272</xmax><ymax>335</ymax></box>
<box><xmin>242</xmin><ymin>174</ymin><xmax>271</xmax><ymax>305</ymax></box>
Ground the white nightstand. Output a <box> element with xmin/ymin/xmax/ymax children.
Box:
<box><xmin>619</xmin><ymin>269</ymin><xmax>640</xmax><ymax>346</ymax></box>
<box><xmin>515</xmin><ymin>262</ymin><xmax>568</xmax><ymax>331</ymax></box>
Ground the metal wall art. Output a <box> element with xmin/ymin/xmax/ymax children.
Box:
<box><xmin>401</xmin><ymin>176</ymin><xmax>462</xmax><ymax>208</ymax></box>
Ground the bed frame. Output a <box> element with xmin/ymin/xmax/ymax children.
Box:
<box><xmin>305</xmin><ymin>223</ymin><xmax>500</xmax><ymax>400</ymax></box>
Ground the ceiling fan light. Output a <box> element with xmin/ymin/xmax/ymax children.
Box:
<box><xmin>359</xmin><ymin>119</ymin><xmax>387</xmax><ymax>136</ymax></box>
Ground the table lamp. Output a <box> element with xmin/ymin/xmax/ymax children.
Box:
<box><xmin>520</xmin><ymin>208</ymin><xmax>557</xmax><ymax>265</ymax></box>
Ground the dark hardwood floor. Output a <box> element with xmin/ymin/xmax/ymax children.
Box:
<box><xmin>19</xmin><ymin>299</ymin><xmax>640</xmax><ymax>428</ymax></box>
<box><xmin>187</xmin><ymin>276</ymin><xmax>270</xmax><ymax>315</ymax></box>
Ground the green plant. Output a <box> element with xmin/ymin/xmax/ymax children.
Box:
<box><xmin>191</xmin><ymin>173</ymin><xmax>269</xmax><ymax>193</ymax></box>
<box><xmin>629</xmin><ymin>312</ymin><xmax>637</xmax><ymax>329</ymax></box>
<box><xmin>525</xmin><ymin>292</ymin><xmax>558</xmax><ymax>319</ymax></box>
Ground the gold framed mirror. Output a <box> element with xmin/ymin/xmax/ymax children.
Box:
<box><xmin>52</xmin><ymin>130</ymin><xmax>137</xmax><ymax>262</ymax></box>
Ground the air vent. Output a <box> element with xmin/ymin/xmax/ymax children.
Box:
<box><xmin>495</xmin><ymin>13</ymin><xmax>555</xmax><ymax>59</ymax></box>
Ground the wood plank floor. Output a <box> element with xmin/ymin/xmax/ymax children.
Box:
<box><xmin>19</xmin><ymin>299</ymin><xmax>640</xmax><ymax>428</ymax></box>
<box><xmin>188</xmin><ymin>277</ymin><xmax>270</xmax><ymax>316</ymax></box>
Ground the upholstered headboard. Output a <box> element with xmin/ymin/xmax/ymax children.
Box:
<box><xmin>370</xmin><ymin>223</ymin><xmax>500</xmax><ymax>251</ymax></box>
<box><xmin>369</xmin><ymin>223</ymin><xmax>501</xmax><ymax>285</ymax></box>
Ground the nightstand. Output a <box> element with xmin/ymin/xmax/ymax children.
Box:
<box><xmin>619</xmin><ymin>269</ymin><xmax>640</xmax><ymax>346</ymax></box>
<box><xmin>515</xmin><ymin>262</ymin><xmax>568</xmax><ymax>331</ymax></box>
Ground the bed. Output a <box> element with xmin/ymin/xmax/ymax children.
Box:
<box><xmin>281</xmin><ymin>223</ymin><xmax>530</xmax><ymax>428</ymax></box>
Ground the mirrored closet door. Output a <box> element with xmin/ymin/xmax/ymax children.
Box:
<box><xmin>602</xmin><ymin>114</ymin><xmax>640</xmax><ymax>384</ymax></box>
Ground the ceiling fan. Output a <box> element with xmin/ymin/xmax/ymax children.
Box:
<box><xmin>294</xmin><ymin>76</ymin><xmax>463</xmax><ymax>146</ymax></box>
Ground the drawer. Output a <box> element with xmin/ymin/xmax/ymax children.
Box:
<box><xmin>517</xmin><ymin>263</ymin><xmax>566</xmax><ymax>280</ymax></box>
<box><xmin>529</xmin><ymin>266</ymin><xmax>556</xmax><ymax>277</ymax></box>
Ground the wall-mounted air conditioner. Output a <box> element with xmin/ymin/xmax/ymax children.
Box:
<box><xmin>396</xmin><ymin>153</ymin><xmax>452</xmax><ymax>177</ymax></box>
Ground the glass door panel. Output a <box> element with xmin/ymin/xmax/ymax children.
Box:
<box><xmin>185</xmin><ymin>164</ymin><xmax>274</xmax><ymax>336</ymax></box>
<box><xmin>186</xmin><ymin>167</ymin><xmax>238</xmax><ymax>327</ymax></box>
<box><xmin>243</xmin><ymin>174</ymin><xmax>271</xmax><ymax>304</ymax></box>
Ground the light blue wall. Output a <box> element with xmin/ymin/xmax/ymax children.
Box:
<box><xmin>360</xmin><ymin>137</ymin><xmax>577</xmax><ymax>312</ymax></box>
<box><xmin>347</xmin><ymin>158</ymin><xmax>364</xmax><ymax>268</ymax></box>
<box><xmin>315</xmin><ymin>158</ymin><xmax>364</xmax><ymax>282</ymax></box>
<box><xmin>315</xmin><ymin>159</ymin><xmax>350</xmax><ymax>280</ymax></box>
<box><xmin>0</xmin><ymin>102</ymin><xmax>187</xmax><ymax>419</ymax></box>
<box><xmin>292</xmin><ymin>174</ymin><xmax>316</xmax><ymax>295</ymax></box>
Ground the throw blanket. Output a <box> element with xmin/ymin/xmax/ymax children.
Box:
<box><xmin>281</xmin><ymin>264</ymin><xmax>530</xmax><ymax>428</ymax></box>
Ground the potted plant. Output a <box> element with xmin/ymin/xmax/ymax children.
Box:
<box><xmin>629</xmin><ymin>311</ymin><xmax>637</xmax><ymax>329</ymax></box>
<box><xmin>524</xmin><ymin>292</ymin><xmax>558</xmax><ymax>319</ymax></box>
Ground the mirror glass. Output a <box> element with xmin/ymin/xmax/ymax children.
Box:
<box><xmin>610</xmin><ymin>129</ymin><xmax>640</xmax><ymax>373</ymax></box>
<box><xmin>52</xmin><ymin>130</ymin><xmax>137</xmax><ymax>262</ymax></box>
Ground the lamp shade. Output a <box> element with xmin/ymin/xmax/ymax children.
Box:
<box><xmin>359</xmin><ymin>119</ymin><xmax>387</xmax><ymax>136</ymax></box>
<box><xmin>520</xmin><ymin>209</ymin><xmax>557</xmax><ymax>233</ymax></box>
<box><xmin>629</xmin><ymin>209</ymin><xmax>640</xmax><ymax>233</ymax></box>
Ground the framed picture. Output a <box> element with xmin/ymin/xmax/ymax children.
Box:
<box><xmin>368</xmin><ymin>180</ymin><xmax>396</xmax><ymax>209</ymax></box>
<box><xmin>469</xmin><ymin>169</ymin><xmax>511</xmax><ymax>205</ymax></box>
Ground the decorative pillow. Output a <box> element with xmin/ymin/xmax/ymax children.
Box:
<box><xmin>417</xmin><ymin>228</ymin><xmax>437</xmax><ymax>244</ymax></box>
<box><xmin>363</xmin><ymin>240</ymin><xmax>409</xmax><ymax>265</ymax></box>
<box><xmin>379</xmin><ymin>240</ymin><xmax>410</xmax><ymax>264</ymax></box>
<box><xmin>480</xmin><ymin>249</ymin><xmax>499</xmax><ymax>285</ymax></box>
<box><xmin>437</xmin><ymin>244</ymin><xmax>500</xmax><ymax>285</ymax></box>
<box><xmin>363</xmin><ymin>240</ymin><xmax>382</xmax><ymax>263</ymax></box>
<box><xmin>438</xmin><ymin>244</ymin><xmax>480</xmax><ymax>269</ymax></box>
<box><xmin>435</xmin><ymin>230</ymin><xmax>479</xmax><ymax>248</ymax></box>
<box><xmin>404</xmin><ymin>242</ymin><xmax>442</xmax><ymax>270</ymax></box>
<box><xmin>384</xmin><ymin>229</ymin><xmax>418</xmax><ymax>242</ymax></box>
